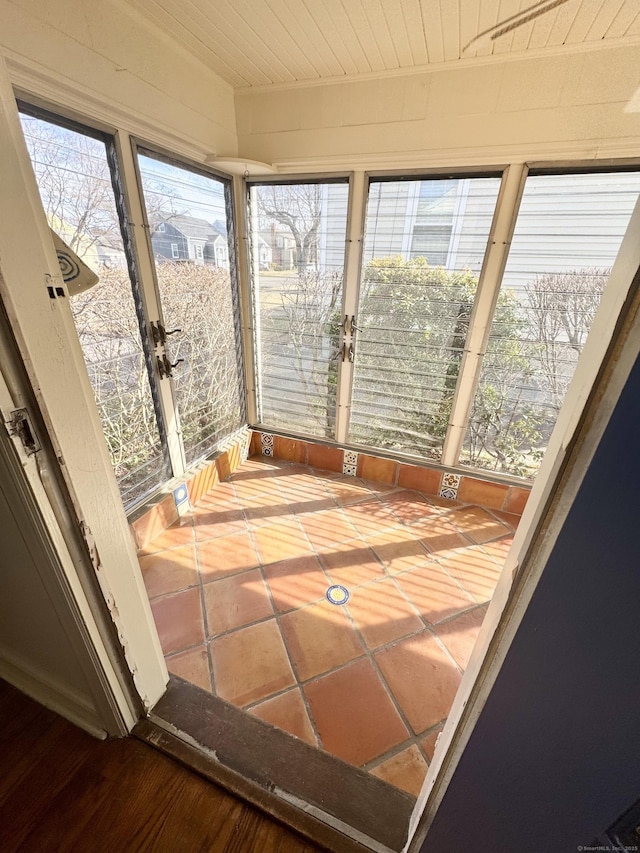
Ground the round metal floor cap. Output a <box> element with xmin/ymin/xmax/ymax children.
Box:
<box><xmin>326</xmin><ymin>584</ymin><xmax>350</xmax><ymax>605</ymax></box>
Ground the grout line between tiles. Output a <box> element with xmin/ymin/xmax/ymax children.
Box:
<box><xmin>147</xmin><ymin>457</ymin><xmax>514</xmax><ymax>788</ymax></box>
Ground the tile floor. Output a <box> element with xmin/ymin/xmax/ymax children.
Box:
<box><xmin>138</xmin><ymin>457</ymin><xmax>517</xmax><ymax>798</ymax></box>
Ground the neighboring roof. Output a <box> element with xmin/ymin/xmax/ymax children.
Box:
<box><xmin>158</xmin><ymin>214</ymin><xmax>215</xmax><ymax>241</ymax></box>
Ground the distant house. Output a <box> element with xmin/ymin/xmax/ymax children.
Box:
<box><xmin>151</xmin><ymin>214</ymin><xmax>230</xmax><ymax>269</ymax></box>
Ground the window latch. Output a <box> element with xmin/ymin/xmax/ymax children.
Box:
<box><xmin>151</xmin><ymin>321</ymin><xmax>182</xmax><ymax>346</ymax></box>
<box><xmin>332</xmin><ymin>343</ymin><xmax>347</xmax><ymax>362</ymax></box>
<box><xmin>157</xmin><ymin>354</ymin><xmax>184</xmax><ymax>379</ymax></box>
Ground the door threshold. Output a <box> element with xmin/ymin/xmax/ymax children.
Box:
<box><xmin>134</xmin><ymin>676</ymin><xmax>414</xmax><ymax>853</ymax></box>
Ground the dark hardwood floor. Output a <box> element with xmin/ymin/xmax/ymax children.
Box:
<box><xmin>0</xmin><ymin>679</ymin><xmax>321</xmax><ymax>852</ymax></box>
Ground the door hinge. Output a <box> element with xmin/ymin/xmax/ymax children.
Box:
<box><xmin>8</xmin><ymin>408</ymin><xmax>41</xmax><ymax>455</ymax></box>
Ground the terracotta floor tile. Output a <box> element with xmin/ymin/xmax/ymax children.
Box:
<box><xmin>263</xmin><ymin>555</ymin><xmax>329</xmax><ymax>612</ymax></box>
<box><xmin>306</xmin><ymin>443</ymin><xmax>343</xmax><ymax>473</ymax></box>
<box><xmin>248</xmin><ymin>687</ymin><xmax>317</xmax><ymax>746</ymax></box>
<box><xmin>141</xmin><ymin>517</ymin><xmax>194</xmax><ymax>554</ymax></box>
<box><xmin>138</xmin><ymin>545</ymin><xmax>198</xmax><ymax>599</ymax></box>
<box><xmin>357</xmin><ymin>454</ymin><xmax>397</xmax><ymax>484</ymax></box>
<box><xmin>457</xmin><ymin>477</ymin><xmax>508</xmax><ymax>510</ymax></box>
<box><xmin>395</xmin><ymin>561</ymin><xmax>476</xmax><ymax>625</ymax></box>
<box><xmin>425</xmin><ymin>494</ymin><xmax>462</xmax><ymax>510</ymax></box>
<box><xmin>421</xmin><ymin>723</ymin><xmax>445</xmax><ymax>762</ymax></box>
<box><xmin>318</xmin><ymin>540</ymin><xmax>386</xmax><ymax>588</ymax></box>
<box><xmin>397</xmin><ymin>464</ymin><xmax>442</xmax><ymax>495</ymax></box>
<box><xmin>194</xmin><ymin>481</ymin><xmax>239</xmax><ymax>511</ymax></box>
<box><xmin>368</xmin><ymin>527</ymin><xmax>432</xmax><ymax>574</ymax></box>
<box><xmin>370</xmin><ymin>745</ymin><xmax>429</xmax><ymax>797</ymax></box>
<box><xmin>210</xmin><ymin>619</ymin><xmax>296</xmax><ymax>707</ymax></box>
<box><xmin>416</xmin><ymin>518</ymin><xmax>470</xmax><ymax>556</ymax></box>
<box><xmin>165</xmin><ymin>645</ymin><xmax>212</xmax><ymax>692</ymax></box>
<box><xmin>300</xmin><ymin>508</ymin><xmax>359</xmax><ymax>550</ymax></box>
<box><xmin>346</xmin><ymin>579</ymin><xmax>424</xmax><ymax>650</ymax></box>
<box><xmin>150</xmin><ymin>587</ymin><xmax>205</xmax><ymax>656</ymax></box>
<box><xmin>231</xmin><ymin>475</ymin><xmax>280</xmax><ymax>503</ymax></box>
<box><xmin>280</xmin><ymin>599</ymin><xmax>364</xmax><ymax>681</ymax></box>
<box><xmin>325</xmin><ymin>476</ymin><xmax>373</xmax><ymax>505</ymax></box>
<box><xmin>438</xmin><ymin>546</ymin><xmax>503</xmax><ymax>603</ymax></box>
<box><xmin>204</xmin><ymin>568</ymin><xmax>273</xmax><ymax>636</ymax></box>
<box><xmin>243</xmin><ymin>500</ymin><xmax>293</xmax><ymax>528</ymax></box>
<box><xmin>252</xmin><ymin>519</ymin><xmax>314</xmax><ymax>565</ymax></box>
<box><xmin>489</xmin><ymin>510</ymin><xmax>520</xmax><ymax>530</ymax></box>
<box><xmin>236</xmin><ymin>457</ymin><xmax>282</xmax><ymax>473</ymax></box>
<box><xmin>481</xmin><ymin>536</ymin><xmax>514</xmax><ymax>564</ymax></box>
<box><xmin>304</xmin><ymin>658</ymin><xmax>409</xmax><ymax>766</ymax></box>
<box><xmin>192</xmin><ymin>507</ymin><xmax>247</xmax><ymax>541</ymax></box>
<box><xmin>139</xmin><ymin>456</ymin><xmax>517</xmax><ymax>786</ymax></box>
<box><xmin>275</xmin><ymin>472</ymin><xmax>333</xmax><ymax>506</ymax></box>
<box><xmin>434</xmin><ymin>605</ymin><xmax>487</xmax><ymax>670</ymax></box>
<box><xmin>448</xmin><ymin>506</ymin><xmax>512</xmax><ymax>544</ymax></box>
<box><xmin>382</xmin><ymin>490</ymin><xmax>442</xmax><ymax>524</ymax></box>
<box><xmin>375</xmin><ymin>631</ymin><xmax>462</xmax><ymax>734</ymax></box>
<box><xmin>197</xmin><ymin>531</ymin><xmax>260</xmax><ymax>580</ymax></box>
<box><xmin>360</xmin><ymin>477</ymin><xmax>399</xmax><ymax>495</ymax></box>
<box><xmin>343</xmin><ymin>498</ymin><xmax>401</xmax><ymax>537</ymax></box>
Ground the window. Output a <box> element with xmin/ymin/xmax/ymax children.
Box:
<box><xmin>171</xmin><ymin>243</ymin><xmax>179</xmax><ymax>259</ymax></box>
<box><xmin>348</xmin><ymin>176</ymin><xmax>502</xmax><ymax>459</ymax></box>
<box><xmin>137</xmin><ymin>149</ymin><xmax>245</xmax><ymax>466</ymax></box>
<box><xmin>158</xmin><ymin>222</ymin><xmax>166</xmax><ymax>232</ymax></box>
<box><xmin>248</xmin><ymin>180</ymin><xmax>350</xmax><ymax>438</ymax></box>
<box><xmin>462</xmin><ymin>169</ymin><xmax>640</xmax><ymax>476</ymax></box>
<box><xmin>19</xmin><ymin>109</ymin><xmax>169</xmax><ymax>507</ymax></box>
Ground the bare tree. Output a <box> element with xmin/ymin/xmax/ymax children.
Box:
<box><xmin>258</xmin><ymin>184</ymin><xmax>322</xmax><ymax>273</ymax></box>
<box><xmin>524</xmin><ymin>267</ymin><xmax>608</xmax><ymax>412</ymax></box>
<box><xmin>22</xmin><ymin>115</ymin><xmax>183</xmax><ymax>259</ymax></box>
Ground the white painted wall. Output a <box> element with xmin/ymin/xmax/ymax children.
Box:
<box><xmin>0</xmin><ymin>421</ymin><xmax>105</xmax><ymax>737</ymax></box>
<box><xmin>0</xmin><ymin>0</ymin><xmax>237</xmax><ymax>161</ymax></box>
<box><xmin>236</xmin><ymin>45</ymin><xmax>640</xmax><ymax>170</ymax></box>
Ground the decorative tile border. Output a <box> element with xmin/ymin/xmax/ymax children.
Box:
<box><xmin>439</xmin><ymin>487</ymin><xmax>458</xmax><ymax>501</ymax></box>
<box><xmin>131</xmin><ymin>429</ymin><xmax>532</xmax><ymax>551</ymax></box>
<box><xmin>440</xmin><ymin>471</ymin><xmax>461</xmax><ymax>500</ymax></box>
<box><xmin>441</xmin><ymin>472</ymin><xmax>461</xmax><ymax>489</ymax></box>
<box><xmin>343</xmin><ymin>450</ymin><xmax>358</xmax><ymax>476</ymax></box>
<box><xmin>173</xmin><ymin>483</ymin><xmax>190</xmax><ymax>516</ymax></box>
<box><xmin>260</xmin><ymin>432</ymin><xmax>274</xmax><ymax>457</ymax></box>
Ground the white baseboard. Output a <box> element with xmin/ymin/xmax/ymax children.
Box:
<box><xmin>0</xmin><ymin>649</ymin><xmax>108</xmax><ymax>739</ymax></box>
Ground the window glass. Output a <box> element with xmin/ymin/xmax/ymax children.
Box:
<box><xmin>349</xmin><ymin>177</ymin><xmax>501</xmax><ymax>459</ymax></box>
<box><xmin>20</xmin><ymin>112</ymin><xmax>168</xmax><ymax>508</ymax></box>
<box><xmin>462</xmin><ymin>171</ymin><xmax>640</xmax><ymax>476</ymax></box>
<box><xmin>249</xmin><ymin>181</ymin><xmax>349</xmax><ymax>438</ymax></box>
<box><xmin>137</xmin><ymin>151</ymin><xmax>245</xmax><ymax>466</ymax></box>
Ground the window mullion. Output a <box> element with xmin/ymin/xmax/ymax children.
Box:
<box><xmin>441</xmin><ymin>163</ymin><xmax>528</xmax><ymax>468</ymax></box>
<box><xmin>236</xmin><ymin>174</ymin><xmax>259</xmax><ymax>425</ymax></box>
<box><xmin>115</xmin><ymin>132</ymin><xmax>186</xmax><ymax>479</ymax></box>
<box><xmin>335</xmin><ymin>170</ymin><xmax>367</xmax><ymax>445</ymax></box>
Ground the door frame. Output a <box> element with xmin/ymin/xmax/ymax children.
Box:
<box><xmin>0</xmin><ymin>55</ymin><xmax>168</xmax><ymax>719</ymax></box>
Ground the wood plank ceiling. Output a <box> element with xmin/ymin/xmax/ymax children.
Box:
<box><xmin>129</xmin><ymin>0</ymin><xmax>640</xmax><ymax>87</ymax></box>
